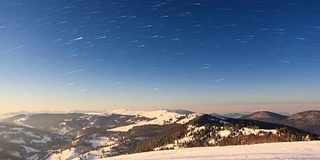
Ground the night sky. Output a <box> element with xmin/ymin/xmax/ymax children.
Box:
<box><xmin>1</xmin><ymin>0</ymin><xmax>320</xmax><ymax>114</ymax></box>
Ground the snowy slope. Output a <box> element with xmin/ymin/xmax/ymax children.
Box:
<box><xmin>105</xmin><ymin>141</ymin><xmax>320</xmax><ymax>160</ymax></box>
<box><xmin>2</xmin><ymin>109</ymin><xmax>319</xmax><ymax>160</ymax></box>
<box><xmin>108</xmin><ymin>109</ymin><xmax>199</xmax><ymax>132</ymax></box>
<box><xmin>13</xmin><ymin>114</ymin><xmax>34</xmax><ymax>128</ymax></box>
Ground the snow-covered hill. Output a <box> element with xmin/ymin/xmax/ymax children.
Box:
<box><xmin>240</xmin><ymin>110</ymin><xmax>320</xmax><ymax>134</ymax></box>
<box><xmin>106</xmin><ymin>141</ymin><xmax>320</xmax><ymax>160</ymax></box>
<box><xmin>107</xmin><ymin>109</ymin><xmax>199</xmax><ymax>132</ymax></box>
<box><xmin>1</xmin><ymin>109</ymin><xmax>319</xmax><ymax>160</ymax></box>
<box><xmin>0</xmin><ymin>124</ymin><xmax>66</xmax><ymax>160</ymax></box>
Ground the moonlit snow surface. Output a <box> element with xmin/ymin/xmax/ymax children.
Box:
<box><xmin>105</xmin><ymin>141</ymin><xmax>320</xmax><ymax>160</ymax></box>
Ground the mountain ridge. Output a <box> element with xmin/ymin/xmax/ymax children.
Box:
<box><xmin>240</xmin><ymin>110</ymin><xmax>320</xmax><ymax>134</ymax></box>
<box><xmin>0</xmin><ymin>109</ymin><xmax>318</xmax><ymax>160</ymax></box>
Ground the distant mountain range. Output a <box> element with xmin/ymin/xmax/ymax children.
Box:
<box><xmin>239</xmin><ymin>110</ymin><xmax>320</xmax><ymax>134</ymax></box>
<box><xmin>0</xmin><ymin>109</ymin><xmax>318</xmax><ymax>160</ymax></box>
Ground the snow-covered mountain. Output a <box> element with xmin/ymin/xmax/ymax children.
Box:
<box><xmin>0</xmin><ymin>109</ymin><xmax>319</xmax><ymax>160</ymax></box>
<box><xmin>0</xmin><ymin>123</ymin><xmax>67</xmax><ymax>160</ymax></box>
<box><xmin>240</xmin><ymin>110</ymin><xmax>320</xmax><ymax>134</ymax></box>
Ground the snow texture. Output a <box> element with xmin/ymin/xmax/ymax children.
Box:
<box><xmin>105</xmin><ymin>141</ymin><xmax>320</xmax><ymax>160</ymax></box>
<box><xmin>218</xmin><ymin>129</ymin><xmax>232</xmax><ymax>137</ymax></box>
<box><xmin>88</xmin><ymin>137</ymin><xmax>116</xmax><ymax>149</ymax></box>
<box><xmin>22</xmin><ymin>145</ymin><xmax>40</xmax><ymax>153</ymax></box>
<box><xmin>13</xmin><ymin>114</ymin><xmax>34</xmax><ymax>128</ymax></box>
<box><xmin>9</xmin><ymin>139</ymin><xmax>25</xmax><ymax>144</ymax></box>
<box><xmin>241</xmin><ymin>127</ymin><xmax>277</xmax><ymax>135</ymax></box>
<box><xmin>108</xmin><ymin>109</ymin><xmax>198</xmax><ymax>132</ymax></box>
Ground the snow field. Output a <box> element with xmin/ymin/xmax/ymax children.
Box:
<box><xmin>105</xmin><ymin>141</ymin><xmax>320</xmax><ymax>160</ymax></box>
<box><xmin>108</xmin><ymin>110</ymin><xmax>199</xmax><ymax>132</ymax></box>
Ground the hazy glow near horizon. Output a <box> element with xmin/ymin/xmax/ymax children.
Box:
<box><xmin>1</xmin><ymin>0</ymin><xmax>320</xmax><ymax>114</ymax></box>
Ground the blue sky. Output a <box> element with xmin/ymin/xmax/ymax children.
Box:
<box><xmin>1</xmin><ymin>0</ymin><xmax>320</xmax><ymax>114</ymax></box>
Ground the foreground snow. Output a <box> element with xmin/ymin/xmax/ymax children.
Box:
<box><xmin>105</xmin><ymin>141</ymin><xmax>320</xmax><ymax>160</ymax></box>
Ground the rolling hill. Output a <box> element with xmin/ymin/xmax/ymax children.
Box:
<box><xmin>0</xmin><ymin>109</ymin><xmax>318</xmax><ymax>160</ymax></box>
<box><xmin>240</xmin><ymin>110</ymin><xmax>320</xmax><ymax>134</ymax></box>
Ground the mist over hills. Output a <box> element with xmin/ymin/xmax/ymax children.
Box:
<box><xmin>0</xmin><ymin>109</ymin><xmax>318</xmax><ymax>160</ymax></box>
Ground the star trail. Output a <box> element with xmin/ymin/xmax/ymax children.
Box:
<box><xmin>1</xmin><ymin>0</ymin><xmax>320</xmax><ymax>113</ymax></box>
